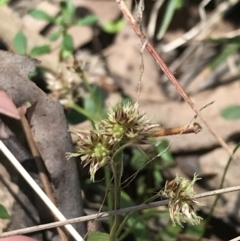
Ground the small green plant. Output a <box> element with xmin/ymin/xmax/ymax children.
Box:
<box><xmin>13</xmin><ymin>0</ymin><xmax>104</xmax><ymax>123</ymax></box>
<box><xmin>13</xmin><ymin>1</ymin><xmax>98</xmax><ymax>59</ymax></box>
<box><xmin>13</xmin><ymin>0</ymin><xmax>125</xmax><ymax>60</ymax></box>
<box><xmin>68</xmin><ymin>101</ymin><xmax>204</xmax><ymax>241</ymax></box>
<box><xmin>12</xmin><ymin>0</ymin><xmax>125</xmax><ymax>124</ymax></box>
<box><xmin>28</xmin><ymin>0</ymin><xmax>98</xmax><ymax>60</ymax></box>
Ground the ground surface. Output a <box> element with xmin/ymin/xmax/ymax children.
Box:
<box><xmin>1</xmin><ymin>1</ymin><xmax>240</xmax><ymax>241</ymax></box>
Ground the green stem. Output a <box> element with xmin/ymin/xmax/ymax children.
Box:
<box><xmin>59</xmin><ymin>29</ymin><xmax>68</xmax><ymax>62</ymax></box>
<box><xmin>71</xmin><ymin>103</ymin><xmax>95</xmax><ymax>122</ymax></box>
<box><xmin>109</xmin><ymin>150</ymin><xmax>123</xmax><ymax>241</ymax></box>
<box><xmin>75</xmin><ymin>65</ymin><xmax>101</xmax><ymax>119</ymax></box>
<box><xmin>104</xmin><ymin>167</ymin><xmax>114</xmax><ymax>230</ymax></box>
<box><xmin>199</xmin><ymin>142</ymin><xmax>240</xmax><ymax>240</ymax></box>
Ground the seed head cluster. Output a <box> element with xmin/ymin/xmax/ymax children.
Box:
<box><xmin>160</xmin><ymin>174</ymin><xmax>204</xmax><ymax>226</ymax></box>
<box><xmin>72</xmin><ymin>101</ymin><xmax>155</xmax><ymax>181</ymax></box>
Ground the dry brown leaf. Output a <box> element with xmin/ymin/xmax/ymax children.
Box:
<box><xmin>0</xmin><ymin>90</ymin><xmax>19</xmax><ymax>119</ymax></box>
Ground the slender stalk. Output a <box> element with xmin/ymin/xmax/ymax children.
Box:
<box><xmin>104</xmin><ymin>166</ymin><xmax>114</xmax><ymax>229</ymax></box>
<box><xmin>109</xmin><ymin>150</ymin><xmax>123</xmax><ymax>241</ymax></box>
<box><xmin>74</xmin><ymin>62</ymin><xmax>102</xmax><ymax>119</ymax></box>
<box><xmin>115</xmin><ymin>0</ymin><xmax>232</xmax><ymax>156</ymax></box>
<box><xmin>1</xmin><ymin>186</ymin><xmax>240</xmax><ymax>238</ymax></box>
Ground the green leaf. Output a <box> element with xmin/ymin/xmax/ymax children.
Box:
<box><xmin>157</xmin><ymin>0</ymin><xmax>178</xmax><ymax>40</ymax></box>
<box><xmin>28</xmin><ymin>9</ymin><xmax>54</xmax><ymax>22</ymax></box>
<box><xmin>76</xmin><ymin>15</ymin><xmax>98</xmax><ymax>26</ymax></box>
<box><xmin>208</xmin><ymin>36</ymin><xmax>240</xmax><ymax>45</ymax></box>
<box><xmin>13</xmin><ymin>31</ymin><xmax>27</xmax><ymax>55</ymax></box>
<box><xmin>131</xmin><ymin>148</ymin><xmax>148</xmax><ymax>170</ymax></box>
<box><xmin>29</xmin><ymin>45</ymin><xmax>51</xmax><ymax>57</ymax></box>
<box><xmin>60</xmin><ymin>1</ymin><xmax>76</xmax><ymax>26</ymax></box>
<box><xmin>153</xmin><ymin>169</ymin><xmax>163</xmax><ymax>183</ymax></box>
<box><xmin>136</xmin><ymin>176</ymin><xmax>147</xmax><ymax>196</ymax></box>
<box><xmin>84</xmin><ymin>85</ymin><xmax>104</xmax><ymax>119</ymax></box>
<box><xmin>87</xmin><ymin>232</ymin><xmax>110</xmax><ymax>241</ymax></box>
<box><xmin>120</xmin><ymin>190</ymin><xmax>135</xmax><ymax>208</ymax></box>
<box><xmin>160</xmin><ymin>220</ymin><xmax>181</xmax><ymax>241</ymax></box>
<box><xmin>48</xmin><ymin>31</ymin><xmax>62</xmax><ymax>41</ymax></box>
<box><xmin>54</xmin><ymin>15</ymin><xmax>63</xmax><ymax>25</ymax></box>
<box><xmin>66</xmin><ymin>108</ymin><xmax>87</xmax><ymax>125</ymax></box>
<box><xmin>210</xmin><ymin>44</ymin><xmax>239</xmax><ymax>70</ymax></box>
<box><xmin>102</xmin><ymin>18</ymin><xmax>125</xmax><ymax>34</ymax></box>
<box><xmin>0</xmin><ymin>0</ymin><xmax>10</xmax><ymax>6</ymax></box>
<box><xmin>221</xmin><ymin>105</ymin><xmax>240</xmax><ymax>120</ymax></box>
<box><xmin>61</xmin><ymin>33</ymin><xmax>74</xmax><ymax>59</ymax></box>
<box><xmin>156</xmin><ymin>139</ymin><xmax>174</xmax><ymax>163</ymax></box>
<box><xmin>123</xmin><ymin>206</ymin><xmax>150</xmax><ymax>241</ymax></box>
<box><xmin>0</xmin><ymin>204</ymin><xmax>9</xmax><ymax>219</ymax></box>
<box><xmin>186</xmin><ymin>224</ymin><xmax>205</xmax><ymax>236</ymax></box>
<box><xmin>175</xmin><ymin>0</ymin><xmax>184</xmax><ymax>9</ymax></box>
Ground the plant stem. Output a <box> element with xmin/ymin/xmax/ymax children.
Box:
<box><xmin>109</xmin><ymin>150</ymin><xmax>123</xmax><ymax>241</ymax></box>
<box><xmin>74</xmin><ymin>64</ymin><xmax>102</xmax><ymax>119</ymax></box>
<box><xmin>104</xmin><ymin>167</ymin><xmax>114</xmax><ymax>230</ymax></box>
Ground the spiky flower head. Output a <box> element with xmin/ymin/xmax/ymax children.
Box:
<box><xmin>97</xmin><ymin>101</ymin><xmax>153</xmax><ymax>143</ymax></box>
<box><xmin>68</xmin><ymin>102</ymin><xmax>159</xmax><ymax>181</ymax></box>
<box><xmin>74</xmin><ymin>130</ymin><xmax>116</xmax><ymax>181</ymax></box>
<box><xmin>160</xmin><ymin>173</ymin><xmax>204</xmax><ymax>227</ymax></box>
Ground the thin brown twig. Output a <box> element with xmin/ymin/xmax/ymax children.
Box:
<box><xmin>18</xmin><ymin>108</ymin><xmax>68</xmax><ymax>241</ymax></box>
<box><xmin>1</xmin><ymin>185</ymin><xmax>240</xmax><ymax>238</ymax></box>
<box><xmin>115</xmin><ymin>0</ymin><xmax>232</xmax><ymax>156</ymax></box>
<box><xmin>151</xmin><ymin>122</ymin><xmax>202</xmax><ymax>137</ymax></box>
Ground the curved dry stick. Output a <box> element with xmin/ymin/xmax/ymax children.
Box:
<box><xmin>115</xmin><ymin>0</ymin><xmax>232</xmax><ymax>156</ymax></box>
<box><xmin>0</xmin><ymin>185</ymin><xmax>240</xmax><ymax>238</ymax></box>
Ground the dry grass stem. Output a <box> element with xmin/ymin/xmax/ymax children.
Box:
<box><xmin>115</xmin><ymin>0</ymin><xmax>232</xmax><ymax>156</ymax></box>
<box><xmin>0</xmin><ymin>185</ymin><xmax>240</xmax><ymax>238</ymax></box>
<box><xmin>18</xmin><ymin>108</ymin><xmax>68</xmax><ymax>241</ymax></box>
<box><xmin>0</xmin><ymin>141</ymin><xmax>83</xmax><ymax>241</ymax></box>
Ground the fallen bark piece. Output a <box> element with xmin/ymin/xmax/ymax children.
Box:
<box><xmin>0</xmin><ymin>50</ymin><xmax>85</xmax><ymax>236</ymax></box>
